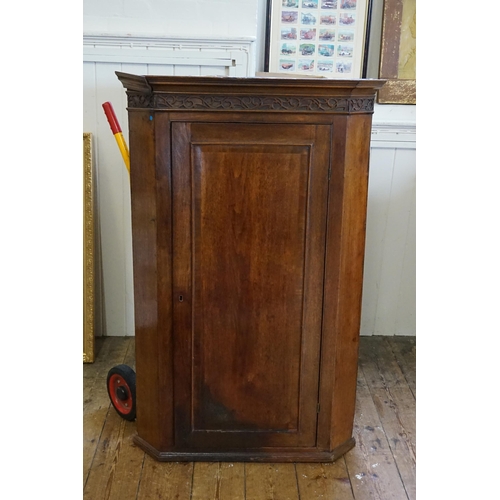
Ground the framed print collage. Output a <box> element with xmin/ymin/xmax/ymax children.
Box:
<box><xmin>266</xmin><ymin>0</ymin><xmax>370</xmax><ymax>78</ymax></box>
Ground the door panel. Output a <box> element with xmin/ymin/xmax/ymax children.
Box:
<box><xmin>172</xmin><ymin>122</ymin><xmax>330</xmax><ymax>449</ymax></box>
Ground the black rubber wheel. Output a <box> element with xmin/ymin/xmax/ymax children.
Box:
<box><xmin>106</xmin><ymin>364</ymin><xmax>136</xmax><ymax>421</ymax></box>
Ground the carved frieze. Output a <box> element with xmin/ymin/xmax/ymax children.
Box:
<box><xmin>127</xmin><ymin>92</ymin><xmax>374</xmax><ymax>113</ymax></box>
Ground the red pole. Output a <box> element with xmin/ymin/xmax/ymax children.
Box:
<box><xmin>102</xmin><ymin>102</ymin><xmax>130</xmax><ymax>173</ymax></box>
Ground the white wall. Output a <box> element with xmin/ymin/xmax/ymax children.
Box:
<box><xmin>83</xmin><ymin>0</ymin><xmax>416</xmax><ymax>337</ymax></box>
<box><xmin>365</xmin><ymin>105</ymin><xmax>416</xmax><ymax>336</ymax></box>
<box><xmin>84</xmin><ymin>0</ymin><xmax>259</xmax><ymax>39</ymax></box>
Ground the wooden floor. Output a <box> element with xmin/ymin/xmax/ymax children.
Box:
<box><xmin>84</xmin><ymin>336</ymin><xmax>415</xmax><ymax>500</ymax></box>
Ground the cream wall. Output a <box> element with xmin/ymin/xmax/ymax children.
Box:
<box><xmin>84</xmin><ymin>0</ymin><xmax>259</xmax><ymax>39</ymax></box>
<box><xmin>83</xmin><ymin>0</ymin><xmax>416</xmax><ymax>337</ymax></box>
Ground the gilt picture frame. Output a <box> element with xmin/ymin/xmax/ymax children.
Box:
<box><xmin>265</xmin><ymin>0</ymin><xmax>372</xmax><ymax>78</ymax></box>
<box><xmin>83</xmin><ymin>132</ymin><xmax>95</xmax><ymax>363</ymax></box>
<box><xmin>378</xmin><ymin>0</ymin><xmax>416</xmax><ymax>104</ymax></box>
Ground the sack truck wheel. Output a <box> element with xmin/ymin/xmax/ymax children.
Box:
<box><xmin>107</xmin><ymin>364</ymin><xmax>136</xmax><ymax>421</ymax></box>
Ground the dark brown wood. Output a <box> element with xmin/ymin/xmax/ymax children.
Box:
<box><xmin>172</xmin><ymin>122</ymin><xmax>328</xmax><ymax>449</ymax></box>
<box><xmin>154</xmin><ymin>111</ymin><xmax>176</xmax><ymax>450</ymax></box>
<box><xmin>133</xmin><ymin>435</ymin><xmax>355</xmax><ymax>463</ymax></box>
<box><xmin>330</xmin><ymin>114</ymin><xmax>373</xmax><ymax>449</ymax></box>
<box><xmin>117</xmin><ymin>73</ymin><xmax>385</xmax><ymax>463</ymax></box>
<box><xmin>128</xmin><ymin>111</ymin><xmax>163</xmax><ymax>450</ymax></box>
<box><xmin>116</xmin><ymin>72</ymin><xmax>384</xmax><ymax>97</ymax></box>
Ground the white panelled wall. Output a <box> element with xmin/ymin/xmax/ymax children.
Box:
<box><xmin>363</xmin><ymin>108</ymin><xmax>416</xmax><ymax>336</ymax></box>
<box><xmin>83</xmin><ymin>0</ymin><xmax>416</xmax><ymax>337</ymax></box>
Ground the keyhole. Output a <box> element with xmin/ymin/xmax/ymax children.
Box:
<box><xmin>179</xmin><ymin>295</ymin><xmax>183</xmax><ymax>302</ymax></box>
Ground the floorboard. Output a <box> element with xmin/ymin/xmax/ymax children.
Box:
<box><xmin>191</xmin><ymin>462</ymin><xmax>246</xmax><ymax>500</ymax></box>
<box><xmin>83</xmin><ymin>336</ymin><xmax>415</xmax><ymax>499</ymax></box>
<box><xmin>137</xmin><ymin>458</ymin><xmax>194</xmax><ymax>500</ymax></box>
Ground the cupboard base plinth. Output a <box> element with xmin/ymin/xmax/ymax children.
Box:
<box><xmin>133</xmin><ymin>435</ymin><xmax>356</xmax><ymax>463</ymax></box>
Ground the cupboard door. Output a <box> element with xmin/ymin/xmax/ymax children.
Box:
<box><xmin>172</xmin><ymin>122</ymin><xmax>330</xmax><ymax>449</ymax></box>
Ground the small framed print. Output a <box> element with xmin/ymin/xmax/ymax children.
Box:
<box><xmin>265</xmin><ymin>0</ymin><xmax>372</xmax><ymax>78</ymax></box>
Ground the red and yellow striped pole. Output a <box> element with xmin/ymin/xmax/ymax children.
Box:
<box><xmin>102</xmin><ymin>102</ymin><xmax>130</xmax><ymax>174</ymax></box>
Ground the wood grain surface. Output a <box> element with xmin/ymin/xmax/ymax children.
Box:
<box><xmin>116</xmin><ymin>74</ymin><xmax>386</xmax><ymax>462</ymax></box>
<box><xmin>171</xmin><ymin>122</ymin><xmax>329</xmax><ymax>449</ymax></box>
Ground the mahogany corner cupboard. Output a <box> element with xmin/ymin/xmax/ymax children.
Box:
<box><xmin>116</xmin><ymin>72</ymin><xmax>385</xmax><ymax>462</ymax></box>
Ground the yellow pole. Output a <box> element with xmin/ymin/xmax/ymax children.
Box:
<box><xmin>112</xmin><ymin>131</ymin><xmax>130</xmax><ymax>173</ymax></box>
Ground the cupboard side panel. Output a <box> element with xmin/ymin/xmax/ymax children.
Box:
<box><xmin>317</xmin><ymin>114</ymin><xmax>373</xmax><ymax>450</ymax></box>
<box><xmin>128</xmin><ymin>111</ymin><xmax>162</xmax><ymax>449</ymax></box>
<box><xmin>330</xmin><ymin>114</ymin><xmax>373</xmax><ymax>448</ymax></box>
